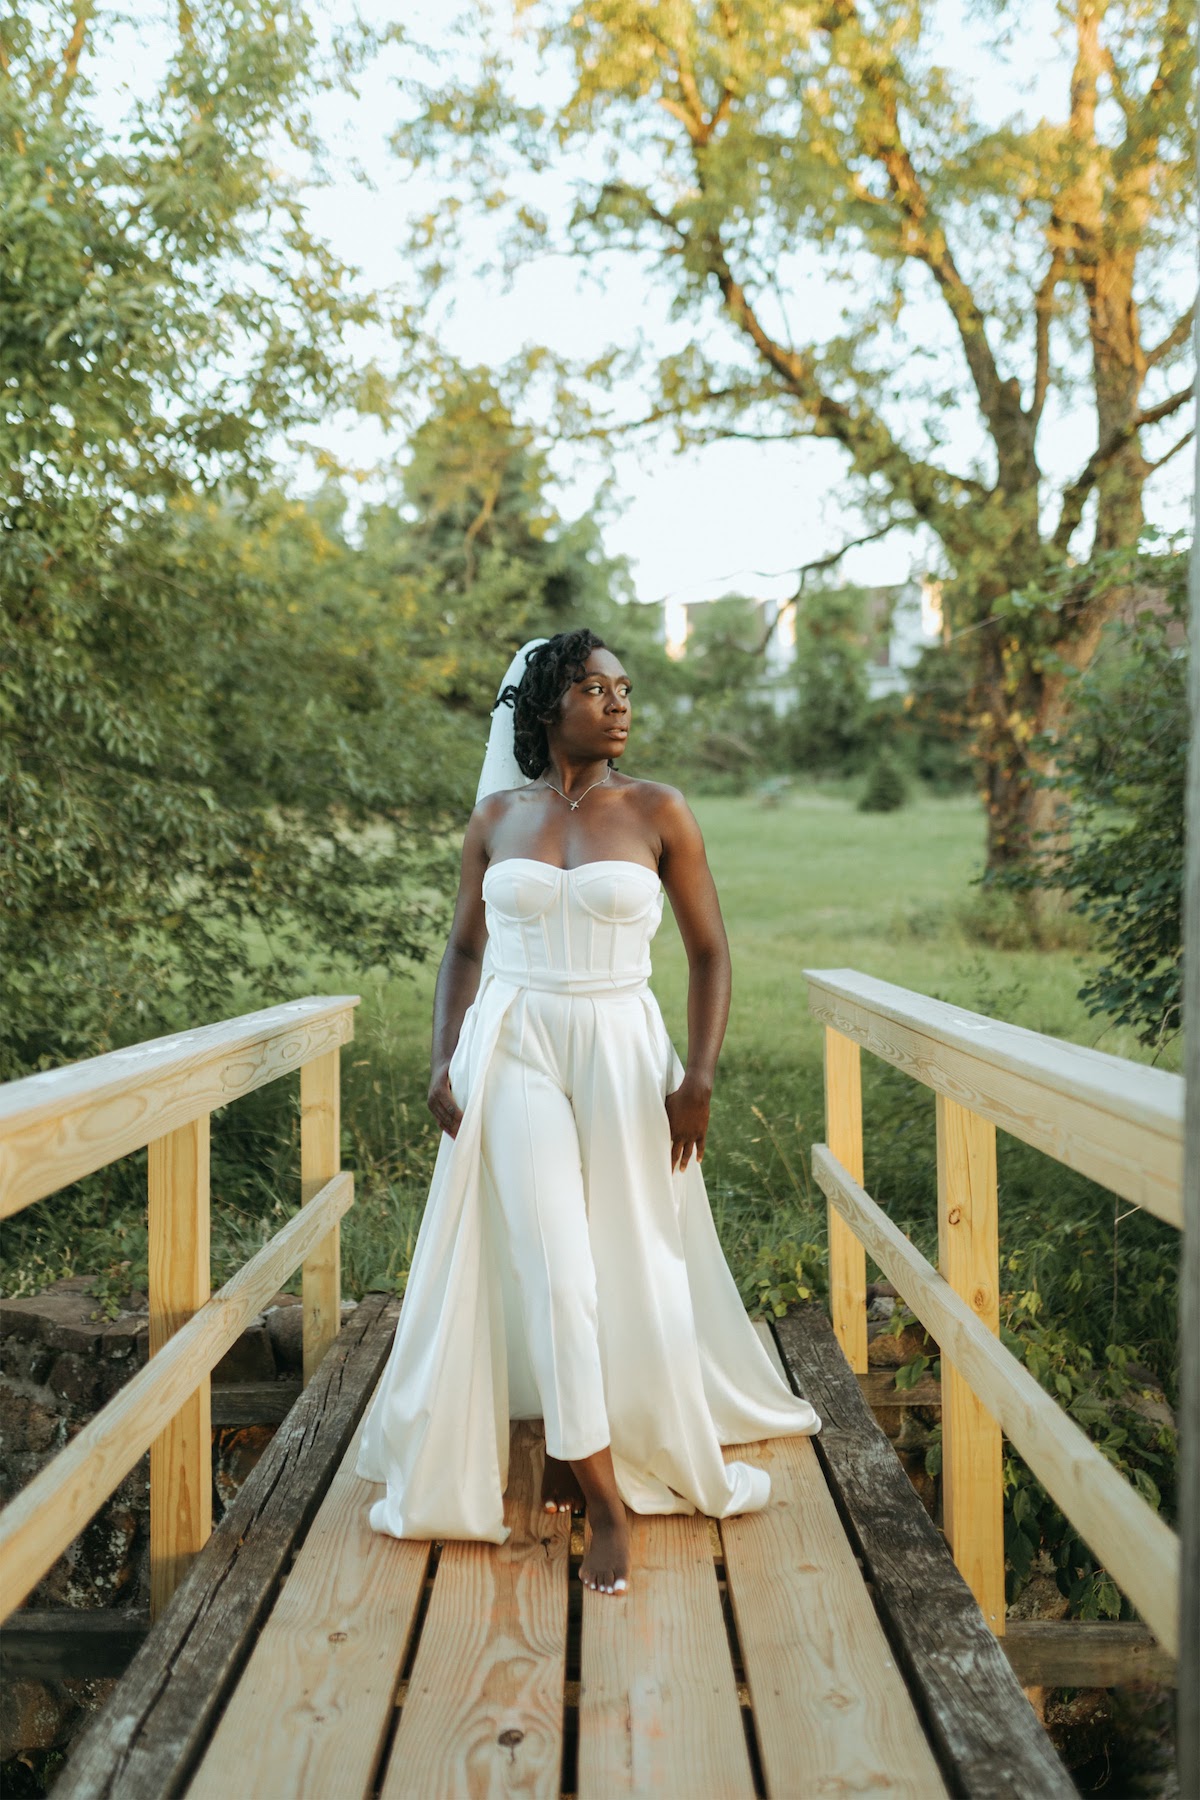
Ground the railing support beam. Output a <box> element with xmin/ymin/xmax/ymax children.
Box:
<box><xmin>825</xmin><ymin>1026</ymin><xmax>867</xmax><ymax>1373</ymax></box>
<box><xmin>936</xmin><ymin>1094</ymin><xmax>1005</xmax><ymax>1635</ymax></box>
<box><xmin>301</xmin><ymin>1050</ymin><xmax>342</xmax><ymax>1384</ymax></box>
<box><xmin>148</xmin><ymin>1116</ymin><xmax>212</xmax><ymax>1620</ymax></box>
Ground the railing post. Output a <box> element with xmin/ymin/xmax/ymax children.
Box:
<box><xmin>301</xmin><ymin>1049</ymin><xmax>341</xmax><ymax>1384</ymax></box>
<box><xmin>936</xmin><ymin>1092</ymin><xmax>1005</xmax><ymax>1634</ymax></box>
<box><xmin>825</xmin><ymin>1025</ymin><xmax>867</xmax><ymax>1373</ymax></box>
<box><xmin>148</xmin><ymin>1116</ymin><xmax>212</xmax><ymax>1620</ymax></box>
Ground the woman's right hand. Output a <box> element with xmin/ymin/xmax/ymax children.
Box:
<box><xmin>427</xmin><ymin>1063</ymin><xmax>463</xmax><ymax>1139</ymax></box>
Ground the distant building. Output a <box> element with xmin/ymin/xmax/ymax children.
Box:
<box><xmin>661</xmin><ymin>576</ymin><xmax>946</xmax><ymax>706</ymax></box>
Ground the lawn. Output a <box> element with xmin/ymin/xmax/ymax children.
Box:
<box><xmin>314</xmin><ymin>786</ymin><xmax>1179</xmax><ymax>1384</ymax></box>
<box><xmin>4</xmin><ymin>782</ymin><xmax>1181</xmax><ymax>1404</ymax></box>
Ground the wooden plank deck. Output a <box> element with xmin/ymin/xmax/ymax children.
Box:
<box><xmin>56</xmin><ymin>1297</ymin><xmax>1074</xmax><ymax>1799</ymax></box>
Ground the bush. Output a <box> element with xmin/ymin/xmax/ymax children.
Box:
<box><xmin>858</xmin><ymin>750</ymin><xmax>908</xmax><ymax>812</ymax></box>
<box><xmin>1005</xmin><ymin>549</ymin><xmax>1187</xmax><ymax>1051</ymax></box>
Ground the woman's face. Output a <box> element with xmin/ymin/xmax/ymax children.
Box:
<box><xmin>547</xmin><ymin>648</ymin><xmax>632</xmax><ymax>762</ymax></box>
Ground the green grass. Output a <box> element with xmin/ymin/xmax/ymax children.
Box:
<box><xmin>4</xmin><ymin>779</ymin><xmax>1181</xmax><ymax>1626</ymax></box>
<box><xmin>4</xmin><ymin>781</ymin><xmax>1180</xmax><ymax>1390</ymax></box>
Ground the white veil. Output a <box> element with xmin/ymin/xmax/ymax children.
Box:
<box><xmin>474</xmin><ymin>638</ymin><xmax>548</xmax><ymax>805</ymax></box>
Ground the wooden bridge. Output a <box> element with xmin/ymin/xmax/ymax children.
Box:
<box><xmin>0</xmin><ymin>970</ymin><xmax>1185</xmax><ymax>1797</ymax></box>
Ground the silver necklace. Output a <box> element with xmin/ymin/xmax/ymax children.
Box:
<box><xmin>538</xmin><ymin>767</ymin><xmax>613</xmax><ymax>811</ymax></box>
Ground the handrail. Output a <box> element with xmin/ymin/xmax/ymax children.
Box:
<box><xmin>806</xmin><ymin>966</ymin><xmax>1182</xmax><ymax>1658</ymax></box>
<box><xmin>1</xmin><ymin>995</ymin><xmax>360</xmax><ymax>1216</ymax></box>
<box><xmin>0</xmin><ymin>1172</ymin><xmax>354</xmax><ymax>1620</ymax></box>
<box><xmin>0</xmin><ymin>996</ymin><xmax>360</xmax><ymax>1619</ymax></box>
<box><xmin>806</xmin><ymin>969</ymin><xmax>1182</xmax><ymax>1225</ymax></box>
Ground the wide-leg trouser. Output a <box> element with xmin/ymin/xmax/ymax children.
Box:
<box><xmin>478</xmin><ymin>987</ymin><xmax>613</xmax><ymax>1464</ymax></box>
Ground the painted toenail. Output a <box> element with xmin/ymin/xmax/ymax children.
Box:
<box><xmin>614</xmin><ymin>1579</ymin><xmax>627</xmax><ymax>1590</ymax></box>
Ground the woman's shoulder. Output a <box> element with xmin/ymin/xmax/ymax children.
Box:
<box><xmin>615</xmin><ymin>774</ymin><xmax>699</xmax><ymax>845</ymax></box>
<box><xmin>616</xmin><ymin>772</ymin><xmax>692</xmax><ymax>817</ymax></box>
<box><xmin>472</xmin><ymin>781</ymin><xmax>539</xmax><ymax>823</ymax></box>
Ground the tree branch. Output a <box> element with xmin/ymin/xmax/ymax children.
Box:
<box><xmin>815</xmin><ymin>0</ymin><xmax>1032</xmax><ymax>469</ymax></box>
<box><xmin>52</xmin><ymin>0</ymin><xmax>92</xmax><ymax>111</ymax></box>
<box><xmin>1144</xmin><ymin>426</ymin><xmax>1194</xmax><ymax>477</ymax></box>
<box><xmin>702</xmin><ymin>235</ymin><xmax>987</xmax><ymax>517</ymax></box>
<box><xmin>759</xmin><ymin>522</ymin><xmax>910</xmax><ymax>654</ymax></box>
<box><xmin>1147</xmin><ymin>303</ymin><xmax>1196</xmax><ymax>367</ymax></box>
<box><xmin>1030</xmin><ymin>246</ymin><xmax>1066</xmax><ymax>430</ymax></box>
<box><xmin>1054</xmin><ymin>382</ymin><xmax>1196</xmax><ymax>548</ymax></box>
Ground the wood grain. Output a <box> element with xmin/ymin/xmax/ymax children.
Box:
<box><xmin>301</xmin><ymin>1049</ymin><xmax>342</xmax><ymax>1385</ymax></box>
<box><xmin>148</xmin><ymin>1117</ymin><xmax>213</xmax><ymax>1620</ymax></box>
<box><xmin>804</xmin><ymin>968</ymin><xmax>1182</xmax><ymax>1224</ymax></box>
<box><xmin>1</xmin><ymin>995</ymin><xmax>359</xmax><ymax>1214</ymax></box>
<box><xmin>55</xmin><ymin>1293</ymin><xmax>401</xmax><ymax>1800</ymax></box>
<box><xmin>936</xmin><ymin>1092</ymin><xmax>1004</xmax><ymax>1634</ymax></box>
<box><xmin>187</xmin><ymin>1403</ymin><xmax>429</xmax><ymax>1800</ymax></box>
<box><xmin>825</xmin><ymin>1024</ymin><xmax>868</xmax><ymax>1373</ymax></box>
<box><xmin>382</xmin><ymin>1423</ymin><xmax>570</xmax><ymax>1799</ymax></box>
<box><xmin>775</xmin><ymin>1303</ymin><xmax>1079</xmax><ymax>1798</ymax></box>
<box><xmin>812</xmin><ymin>1142</ymin><xmax>1180</xmax><ymax>1655</ymax></box>
<box><xmin>577</xmin><ymin>1509</ymin><xmax>753</xmax><ymax>1799</ymax></box>
<box><xmin>0</xmin><ymin>1170</ymin><xmax>354</xmax><ymax>1621</ymax></box>
<box><xmin>722</xmin><ymin>1430</ymin><xmax>948</xmax><ymax>1798</ymax></box>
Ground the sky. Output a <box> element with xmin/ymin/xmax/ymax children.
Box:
<box><xmin>104</xmin><ymin>1</ymin><xmax>1195</xmax><ymax>615</ymax></box>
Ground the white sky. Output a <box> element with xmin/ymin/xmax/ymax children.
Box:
<box><xmin>104</xmin><ymin>0</ymin><xmax>1195</xmax><ymax>610</ymax></box>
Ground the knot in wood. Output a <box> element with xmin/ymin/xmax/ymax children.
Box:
<box><xmin>498</xmin><ymin>1729</ymin><xmax>525</xmax><ymax>1751</ymax></box>
<box><xmin>947</xmin><ymin>1206</ymin><xmax>962</xmax><ymax>1225</ymax></box>
<box><xmin>328</xmin><ymin>1630</ymin><xmax>348</xmax><ymax>1643</ymax></box>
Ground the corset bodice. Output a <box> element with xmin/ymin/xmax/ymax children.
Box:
<box><xmin>480</xmin><ymin>857</ymin><xmax>664</xmax><ymax>993</ymax></box>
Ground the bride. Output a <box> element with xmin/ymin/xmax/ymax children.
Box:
<box><xmin>355</xmin><ymin>629</ymin><xmax>821</xmax><ymax>1595</ymax></box>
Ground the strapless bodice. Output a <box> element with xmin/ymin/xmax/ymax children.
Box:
<box><xmin>481</xmin><ymin>857</ymin><xmax>664</xmax><ymax>993</ymax></box>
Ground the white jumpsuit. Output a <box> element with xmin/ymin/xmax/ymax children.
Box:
<box><xmin>355</xmin><ymin>857</ymin><xmax>821</xmax><ymax>1543</ymax></box>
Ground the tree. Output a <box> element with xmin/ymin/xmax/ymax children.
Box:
<box><xmin>786</xmin><ymin>584</ymin><xmax>872</xmax><ymax>772</ymax></box>
<box><xmin>1003</xmin><ymin>550</ymin><xmax>1187</xmax><ymax>1052</ymax></box>
<box><xmin>395</xmin><ymin>0</ymin><xmax>1195</xmax><ymax>892</ymax></box>
<box><xmin>357</xmin><ymin>366</ymin><xmax>635</xmax><ymax>710</ymax></box>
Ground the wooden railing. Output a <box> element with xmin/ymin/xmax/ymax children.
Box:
<box><xmin>0</xmin><ymin>996</ymin><xmax>359</xmax><ymax>1622</ymax></box>
<box><xmin>808</xmin><ymin>968</ymin><xmax>1182</xmax><ymax>1656</ymax></box>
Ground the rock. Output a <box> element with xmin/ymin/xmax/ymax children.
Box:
<box><xmin>1008</xmin><ymin>1571</ymin><xmax>1070</xmax><ymax>1623</ymax></box>
<box><xmin>214</xmin><ymin>1426</ymin><xmax>276</xmax><ymax>1517</ymax></box>
<box><xmin>47</xmin><ymin>1352</ymin><xmax>105</xmax><ymax>1411</ymax></box>
<box><xmin>212</xmin><ymin>1320</ymin><xmax>275</xmax><ymax>1383</ymax></box>
<box><xmin>0</xmin><ymin>1383</ymin><xmax>63</xmax><ymax>1457</ymax></box>
<box><xmin>264</xmin><ymin>1299</ymin><xmax>358</xmax><ymax>1373</ymax></box>
<box><xmin>265</xmin><ymin>1304</ymin><xmax>304</xmax><ymax>1372</ymax></box>
<box><xmin>0</xmin><ymin>1679</ymin><xmax>68</xmax><ymax>1758</ymax></box>
<box><xmin>866</xmin><ymin>1319</ymin><xmax>937</xmax><ymax>1369</ymax></box>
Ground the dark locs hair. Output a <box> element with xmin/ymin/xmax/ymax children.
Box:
<box><xmin>496</xmin><ymin>629</ymin><xmax>610</xmax><ymax>779</ymax></box>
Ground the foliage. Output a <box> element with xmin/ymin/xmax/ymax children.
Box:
<box><xmin>784</xmin><ymin>585</ymin><xmax>873</xmax><ymax>773</ymax></box>
<box><xmin>1</xmin><ymin>3</ymin><xmax>628</xmax><ymax>1104</ymax></box>
<box><xmin>737</xmin><ymin>1237</ymin><xmax>826</xmax><ymax>1320</ymax></box>
<box><xmin>995</xmin><ymin>549</ymin><xmax>1187</xmax><ymax>1052</ymax></box>
<box><xmin>996</xmin><ymin>1293</ymin><xmax>1177</xmax><ymax>1615</ymax></box>
<box><xmin>0</xmin><ymin>0</ymin><xmax>412</xmax><ymax>1075</ymax></box>
<box><xmin>894</xmin><ymin>633</ymin><xmax>977</xmax><ymax>793</ymax></box>
<box><xmin>858</xmin><ymin>748</ymin><xmax>909</xmax><ymax>813</ymax></box>
<box><xmin>887</xmin><ymin>1265</ymin><xmax>1176</xmax><ymax>1619</ymax></box>
<box><xmin>392</xmin><ymin>0</ymin><xmax>1196</xmax><ymax>876</ymax></box>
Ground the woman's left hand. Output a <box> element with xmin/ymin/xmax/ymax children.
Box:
<box><xmin>664</xmin><ymin>1076</ymin><xmax>712</xmax><ymax>1171</ymax></box>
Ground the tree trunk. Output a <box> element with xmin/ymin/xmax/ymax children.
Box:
<box><xmin>972</xmin><ymin>623</ymin><xmax>1075</xmax><ymax>925</ymax></box>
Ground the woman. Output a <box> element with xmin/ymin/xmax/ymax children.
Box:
<box><xmin>355</xmin><ymin>630</ymin><xmax>821</xmax><ymax>1596</ymax></box>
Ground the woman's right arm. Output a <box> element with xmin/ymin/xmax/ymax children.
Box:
<box><xmin>427</xmin><ymin>806</ymin><xmax>492</xmax><ymax>1139</ymax></box>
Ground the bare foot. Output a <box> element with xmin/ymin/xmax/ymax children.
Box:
<box><xmin>580</xmin><ymin>1498</ymin><xmax>630</xmax><ymax>1597</ymax></box>
<box><xmin>541</xmin><ymin>1453</ymin><xmax>586</xmax><ymax>1516</ymax></box>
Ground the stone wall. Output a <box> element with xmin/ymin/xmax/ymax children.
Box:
<box><xmin>0</xmin><ymin>1276</ymin><xmax>356</xmax><ymax>1778</ymax></box>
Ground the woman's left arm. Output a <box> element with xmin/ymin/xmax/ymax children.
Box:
<box><xmin>656</xmin><ymin>791</ymin><xmax>732</xmax><ymax>1171</ymax></box>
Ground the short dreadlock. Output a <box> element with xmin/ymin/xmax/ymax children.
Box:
<box><xmin>496</xmin><ymin>629</ymin><xmax>611</xmax><ymax>780</ymax></box>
